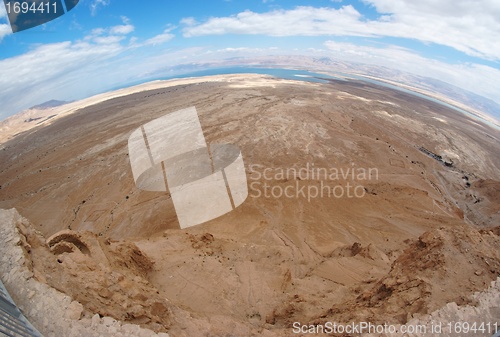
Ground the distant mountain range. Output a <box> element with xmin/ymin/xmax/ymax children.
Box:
<box><xmin>310</xmin><ymin>57</ymin><xmax>500</xmax><ymax>121</ymax></box>
<box><xmin>25</xmin><ymin>56</ymin><xmax>500</xmax><ymax>125</ymax></box>
<box><xmin>159</xmin><ymin>55</ymin><xmax>500</xmax><ymax>122</ymax></box>
<box><xmin>406</xmin><ymin>76</ymin><xmax>500</xmax><ymax>120</ymax></box>
<box><xmin>29</xmin><ymin>100</ymin><xmax>70</xmax><ymax>110</ymax></box>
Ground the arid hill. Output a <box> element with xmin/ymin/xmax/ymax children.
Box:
<box><xmin>0</xmin><ymin>74</ymin><xmax>499</xmax><ymax>336</ymax></box>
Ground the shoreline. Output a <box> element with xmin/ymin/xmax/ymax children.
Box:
<box><xmin>0</xmin><ymin>73</ymin><xmax>313</xmax><ymax>145</ymax></box>
<box><xmin>347</xmin><ymin>73</ymin><xmax>500</xmax><ymax>130</ymax></box>
<box><xmin>2</xmin><ymin>69</ymin><xmax>498</xmax><ymax>147</ymax></box>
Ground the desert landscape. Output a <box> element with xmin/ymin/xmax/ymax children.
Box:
<box><xmin>0</xmin><ymin>74</ymin><xmax>499</xmax><ymax>336</ymax></box>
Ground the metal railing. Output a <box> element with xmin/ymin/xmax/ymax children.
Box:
<box><xmin>0</xmin><ymin>280</ymin><xmax>42</xmax><ymax>337</ymax></box>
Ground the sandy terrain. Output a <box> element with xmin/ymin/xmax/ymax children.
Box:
<box><xmin>0</xmin><ymin>74</ymin><xmax>499</xmax><ymax>336</ymax></box>
<box><xmin>0</xmin><ymin>74</ymin><xmax>271</xmax><ymax>145</ymax></box>
<box><xmin>0</xmin><ymin>208</ymin><xmax>170</xmax><ymax>337</ymax></box>
<box><xmin>351</xmin><ymin>73</ymin><xmax>500</xmax><ymax>130</ymax></box>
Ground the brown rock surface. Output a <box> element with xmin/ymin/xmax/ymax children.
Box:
<box><xmin>0</xmin><ymin>208</ymin><xmax>170</xmax><ymax>337</ymax></box>
<box><xmin>0</xmin><ymin>74</ymin><xmax>499</xmax><ymax>336</ymax></box>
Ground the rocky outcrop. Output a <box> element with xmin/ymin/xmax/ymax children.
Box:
<box><xmin>316</xmin><ymin>224</ymin><xmax>500</xmax><ymax>334</ymax></box>
<box><xmin>0</xmin><ymin>208</ymin><xmax>170</xmax><ymax>337</ymax></box>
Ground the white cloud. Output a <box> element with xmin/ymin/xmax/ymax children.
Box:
<box><xmin>180</xmin><ymin>17</ymin><xmax>197</xmax><ymax>26</ymax></box>
<box><xmin>120</xmin><ymin>16</ymin><xmax>130</xmax><ymax>24</ymax></box>
<box><xmin>0</xmin><ymin>39</ymin><xmax>125</xmax><ymax>119</ymax></box>
<box><xmin>0</xmin><ymin>20</ymin><xmax>137</xmax><ymax>118</ymax></box>
<box><xmin>84</xmin><ymin>18</ymin><xmax>134</xmax><ymax>45</ymax></box>
<box><xmin>110</xmin><ymin>24</ymin><xmax>134</xmax><ymax>35</ymax></box>
<box><xmin>0</xmin><ymin>4</ymin><xmax>12</xmax><ymax>41</ymax></box>
<box><xmin>90</xmin><ymin>27</ymin><xmax>105</xmax><ymax>36</ymax></box>
<box><xmin>129</xmin><ymin>36</ymin><xmax>138</xmax><ymax>45</ymax></box>
<box><xmin>0</xmin><ymin>3</ymin><xmax>7</xmax><ymax>19</ymax></box>
<box><xmin>144</xmin><ymin>29</ymin><xmax>174</xmax><ymax>46</ymax></box>
<box><xmin>361</xmin><ymin>0</ymin><xmax>500</xmax><ymax>60</ymax></box>
<box><xmin>183</xmin><ymin>3</ymin><xmax>500</xmax><ymax>61</ymax></box>
<box><xmin>217</xmin><ymin>47</ymin><xmax>262</xmax><ymax>52</ymax></box>
<box><xmin>323</xmin><ymin>40</ymin><xmax>500</xmax><ymax>105</ymax></box>
<box><xmin>92</xmin><ymin>35</ymin><xmax>125</xmax><ymax>45</ymax></box>
<box><xmin>184</xmin><ymin>6</ymin><xmax>365</xmax><ymax>37</ymax></box>
<box><xmin>90</xmin><ymin>0</ymin><xmax>110</xmax><ymax>16</ymax></box>
<box><xmin>204</xmin><ymin>47</ymin><xmax>266</xmax><ymax>57</ymax></box>
<box><xmin>2</xmin><ymin>1</ymin><xmax>498</xmax><ymax>121</ymax></box>
<box><xmin>109</xmin><ymin>16</ymin><xmax>134</xmax><ymax>35</ymax></box>
<box><xmin>0</xmin><ymin>24</ymin><xmax>12</xmax><ymax>41</ymax></box>
<box><xmin>0</xmin><ymin>20</ymin><xmax>181</xmax><ymax>118</ymax></box>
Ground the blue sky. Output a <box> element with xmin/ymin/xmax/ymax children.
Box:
<box><xmin>1</xmin><ymin>0</ymin><xmax>499</xmax><ymax>120</ymax></box>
